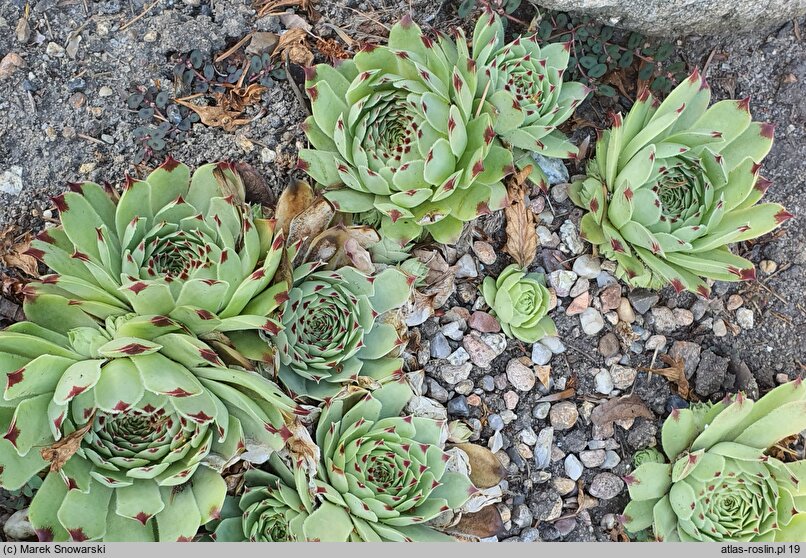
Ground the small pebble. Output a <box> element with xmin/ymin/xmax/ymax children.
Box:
<box><xmin>504</xmin><ymin>390</ymin><xmax>520</xmax><ymax>410</ymax></box>
<box><xmin>45</xmin><ymin>42</ymin><xmax>64</xmax><ymax>57</ymax></box>
<box><xmin>610</xmin><ymin>365</ymin><xmax>637</xmax><ymax>390</ymax></box>
<box><xmin>468</xmin><ymin>311</ymin><xmax>500</xmax><ymax>333</ymax></box>
<box><xmin>481</xmin><ymin>375</ymin><xmax>495</xmax><ymax>392</ymax></box>
<box><xmin>559</xmin><ymin>220</ymin><xmax>585</xmax><ymax>255</ymax></box>
<box><xmin>572</xmin><ymin>255</ymin><xmax>601</xmax><ymax>279</ymax></box>
<box><xmin>548</xmin><ymin>270</ymin><xmax>577</xmax><ymax>298</ymax></box>
<box><xmin>673</xmin><ymin>308</ymin><xmax>694</xmax><ymax>327</ymax></box>
<box><xmin>531</xmin><ymin>342</ymin><xmax>552</xmax><ymax>365</ymax></box>
<box><xmin>564</xmin><ymin>454</ymin><xmax>584</xmax><ymax>480</ymax></box>
<box><xmin>467</xmin><ymin>394</ymin><xmax>481</xmax><ymax>406</ymax></box>
<box><xmin>601</xmin><ymin>450</ymin><xmax>621</xmax><ymax>469</ymax></box>
<box><xmin>566</xmin><ymin>292</ymin><xmax>590</xmax><ymax>316</ymax></box>
<box><xmin>532</xmin><ymin>402</ymin><xmax>551</xmax><ymax>420</ymax></box>
<box><xmin>518</xmin><ymin>427</ymin><xmax>538</xmax><ymax>446</ymax></box>
<box><xmin>628</xmin><ymin>289</ymin><xmax>659</xmax><ymax>315</ymax></box>
<box><xmin>776</xmin><ymin>373</ymin><xmax>791</xmax><ymax>384</ymax></box>
<box><xmin>599</xmin><ymin>284</ymin><xmax>622</xmax><ymax>311</ymax></box>
<box><xmin>430</xmin><ymin>332</ymin><xmax>451</xmax><ymax>358</ymax></box>
<box><xmin>569</xmin><ymin>277</ymin><xmax>590</xmax><ymax>298</ymax></box>
<box><xmin>588</xmin><ymin>472</ymin><xmax>625</xmax><ymax>499</ymax></box>
<box><xmin>441</xmin><ymin>321</ymin><xmax>464</xmax><ymax>341</ymax></box>
<box><xmin>616</xmin><ymin>297</ymin><xmax>636</xmax><ymax>323</ymax></box>
<box><xmin>447</xmin><ymin>396</ymin><xmax>469</xmax><ymax>417</ymax></box>
<box><xmin>488</xmin><ymin>413</ymin><xmax>504</xmax><ymax>431</ymax></box>
<box><xmin>472</xmin><ymin>241</ymin><xmax>496</xmax><ymax>265</ymax></box>
<box><xmin>554</xmin><ymin>518</ymin><xmax>577</xmax><ymax>537</ymax></box>
<box><xmin>594</xmin><ymin>369</ymin><xmax>614</xmax><ymax>394</ymax></box>
<box><xmin>598</xmin><ymin>332</ymin><xmax>619</xmax><ymax>358</ymax></box>
<box><xmin>759</xmin><ymin>260</ymin><xmax>777</xmax><ymax>274</ymax></box>
<box><xmin>645</xmin><ymin>334</ymin><xmax>667</xmax><ymax>351</ymax></box>
<box><xmin>580</xmin><ymin>449</ymin><xmax>606</xmax><ymax>468</ymax></box>
<box><xmin>453</xmin><ymin>254</ymin><xmax>478</xmax><ymax>279</ymax></box>
<box><xmin>534</xmin><ymin>427</ymin><xmax>554</xmax><ymax>469</ymax></box>
<box><xmin>650</xmin><ymin>307</ymin><xmax>676</xmax><ymax>333</ymax></box>
<box><xmin>713</xmin><ymin>318</ymin><xmax>728</xmax><ymax>337</ymax></box>
<box><xmin>580</xmin><ymin>307</ymin><xmax>604</xmax><ymax>335</ymax></box>
<box><xmin>550</xmin><ymin>402</ymin><xmax>578</xmax><ymax>430</ymax></box>
<box><xmin>553</xmin><ymin>477</ymin><xmax>576</xmax><ymax>495</ymax></box>
<box><xmin>736</xmin><ymin>308</ymin><xmax>754</xmax><ymax>329</ymax></box>
<box><xmin>727</xmin><ymin>294</ymin><xmax>744</xmax><ymax>311</ymax></box>
<box><xmin>446</xmin><ymin>347</ymin><xmax>470</xmax><ymax>366</ymax></box>
<box><xmin>506</xmin><ymin>358</ymin><xmax>536</xmax><ymax>391</ymax></box>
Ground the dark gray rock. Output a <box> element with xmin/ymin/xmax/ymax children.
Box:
<box><xmin>628</xmin><ymin>288</ymin><xmax>660</xmax><ymax>315</ymax></box>
<box><xmin>695</xmin><ymin>350</ymin><xmax>730</xmax><ymax>397</ymax></box>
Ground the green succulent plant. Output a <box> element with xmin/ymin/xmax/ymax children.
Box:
<box><xmin>622</xmin><ymin>380</ymin><xmax>806</xmax><ymax>542</ymax></box>
<box><xmin>472</xmin><ymin>11</ymin><xmax>588</xmax><ymax>168</ymax></box>
<box><xmin>568</xmin><ymin>70</ymin><xmax>792</xmax><ymax>296</ymax></box>
<box><xmin>481</xmin><ymin>263</ymin><xmax>556</xmax><ymax>343</ymax></box>
<box><xmin>298</xmin><ymin>16</ymin><xmax>513</xmax><ymax>247</ymax></box>
<box><xmin>211</xmin><ymin>453</ymin><xmax>348</xmax><ymax>542</ymax></box>
<box><xmin>267</xmin><ymin>262</ymin><xmax>413</xmax><ymax>400</ymax></box>
<box><xmin>0</xmin><ymin>302</ymin><xmax>299</xmax><ymax>541</ymax></box>
<box><xmin>633</xmin><ymin>447</ymin><xmax>665</xmax><ymax>467</ymax></box>
<box><xmin>313</xmin><ymin>379</ymin><xmax>479</xmax><ymax>541</ymax></box>
<box><xmin>25</xmin><ymin>158</ymin><xmax>288</xmax><ymax>339</ymax></box>
<box><xmin>212</xmin><ymin>381</ymin><xmax>481</xmax><ymax>541</ymax></box>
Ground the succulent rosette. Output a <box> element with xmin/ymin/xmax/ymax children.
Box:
<box><xmin>269</xmin><ymin>263</ymin><xmax>412</xmax><ymax>400</ymax></box>
<box><xmin>211</xmin><ymin>454</ymin><xmax>342</xmax><ymax>542</ymax></box>
<box><xmin>25</xmin><ymin>158</ymin><xmax>288</xmax><ymax>338</ymax></box>
<box><xmin>298</xmin><ymin>16</ymin><xmax>513</xmax><ymax>247</ymax></box>
<box><xmin>0</xmin><ymin>301</ymin><xmax>299</xmax><ymax>541</ymax></box>
<box><xmin>472</xmin><ymin>11</ymin><xmax>588</xmax><ymax>166</ymax></box>
<box><xmin>569</xmin><ymin>70</ymin><xmax>792</xmax><ymax>295</ymax></box>
<box><xmin>481</xmin><ymin>263</ymin><xmax>556</xmax><ymax>343</ymax></box>
<box><xmin>312</xmin><ymin>380</ymin><xmax>478</xmax><ymax>541</ymax></box>
<box><xmin>622</xmin><ymin>380</ymin><xmax>806</xmax><ymax>542</ymax></box>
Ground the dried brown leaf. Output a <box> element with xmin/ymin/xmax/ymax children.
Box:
<box><xmin>503</xmin><ymin>165</ymin><xmax>537</xmax><ymax>269</ymax></box>
<box><xmin>640</xmin><ymin>354</ymin><xmax>693</xmax><ymax>400</ymax></box>
<box><xmin>448</xmin><ymin>505</ymin><xmax>506</xmax><ymax>540</ymax></box>
<box><xmin>40</xmin><ymin>417</ymin><xmax>95</xmax><ymax>472</ymax></box>
<box><xmin>591</xmin><ymin>393</ymin><xmax>654</xmax><ymax>430</ymax></box>
<box><xmin>174</xmin><ymin>97</ymin><xmax>255</xmax><ymax>132</ymax></box>
<box><xmin>1</xmin><ymin>227</ymin><xmax>39</xmax><ymax>278</ymax></box>
<box><xmin>275</xmin><ymin>179</ymin><xmax>315</xmax><ymax>235</ymax></box>
<box><xmin>234</xmin><ymin>162</ymin><xmax>274</xmax><ymax>206</ymax></box>
<box><xmin>315</xmin><ymin>38</ymin><xmax>349</xmax><ymax>61</ymax></box>
<box><xmin>534</xmin><ymin>364</ymin><xmax>550</xmax><ymax>388</ymax></box>
<box><xmin>274</xmin><ymin>28</ymin><xmax>314</xmax><ymax>67</ymax></box>
<box><xmin>456</xmin><ymin>443</ymin><xmax>506</xmax><ymax>489</ymax></box>
<box><xmin>255</xmin><ymin>0</ymin><xmax>317</xmax><ymax>19</ymax></box>
<box><xmin>534</xmin><ymin>388</ymin><xmax>575</xmax><ymax>403</ymax></box>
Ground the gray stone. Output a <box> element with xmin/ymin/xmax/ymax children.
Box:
<box><xmin>713</xmin><ymin>318</ymin><xmax>728</xmax><ymax>337</ymax></box>
<box><xmin>518</xmin><ymin>426</ymin><xmax>538</xmax><ymax>446</ymax></box>
<box><xmin>569</xmin><ymin>277</ymin><xmax>590</xmax><ymax>298</ymax></box>
<box><xmin>645</xmin><ymin>334</ymin><xmax>667</xmax><ymax>351</ymax></box>
<box><xmin>534</xmin><ymin>427</ymin><xmax>554</xmax><ymax>469</ymax></box>
<box><xmin>564</xmin><ymin>454</ymin><xmax>584</xmax><ymax>480</ymax></box>
<box><xmin>4</xmin><ymin>509</ymin><xmax>35</xmax><ymax>541</ymax></box>
<box><xmin>736</xmin><ymin>308</ymin><xmax>755</xmax><ymax>329</ymax></box>
<box><xmin>572</xmin><ymin>255</ymin><xmax>602</xmax><ymax>279</ymax></box>
<box><xmin>512</xmin><ymin>504</ymin><xmax>534</xmax><ymax>529</ymax></box>
<box><xmin>579</xmin><ymin>449</ymin><xmax>606</xmax><ymax>468</ymax></box>
<box><xmin>598</xmin><ymin>332</ymin><xmax>620</xmax><ymax>358</ymax></box>
<box><xmin>669</xmin><ymin>340</ymin><xmax>702</xmax><ymax>378</ymax></box>
<box><xmin>588</xmin><ymin>472</ymin><xmax>625</xmax><ymax>500</ymax></box>
<box><xmin>550</xmin><ymin>402</ymin><xmax>578</xmax><ymax>430</ymax></box>
<box><xmin>463</xmin><ymin>333</ymin><xmax>501</xmax><ymax>368</ymax></box>
<box><xmin>455</xmin><ymin>379</ymin><xmax>474</xmax><ymax>395</ymax></box>
<box><xmin>540</xmin><ymin>336</ymin><xmax>566</xmax><ymax>354</ymax></box>
<box><xmin>554</xmin><ymin>518</ymin><xmax>577</xmax><ymax>537</ymax></box>
<box><xmin>507</xmin><ymin>358</ymin><xmax>536</xmax><ymax>391</ymax></box>
<box><xmin>446</xmin><ymin>347</ymin><xmax>470</xmax><ymax>366</ymax></box>
<box><xmin>428</xmin><ymin>379</ymin><xmax>449</xmax><ymax>403</ymax></box>
<box><xmin>441</xmin><ymin>321</ymin><xmax>464</xmax><ymax>341</ymax></box>
<box><xmin>628</xmin><ymin>288</ymin><xmax>659</xmax><ymax>315</ymax></box>
<box><xmin>454</xmin><ymin>253</ymin><xmax>478</xmax><ymax>279</ymax></box>
<box><xmin>447</xmin><ymin>396</ymin><xmax>470</xmax><ymax>417</ymax></box>
<box><xmin>524</xmin><ymin>0</ymin><xmax>806</xmax><ymax>36</ymax></box>
<box><xmin>601</xmin><ymin>450</ymin><xmax>621</xmax><ymax>469</ymax></box>
<box><xmin>531</xmin><ymin>342</ymin><xmax>553</xmax><ymax>365</ymax></box>
<box><xmin>610</xmin><ymin>364</ymin><xmax>637</xmax><ymax>389</ymax></box>
<box><xmin>430</xmin><ymin>332</ymin><xmax>451</xmax><ymax>359</ymax></box>
<box><xmin>559</xmin><ymin>220</ymin><xmax>585</xmax><ymax>255</ymax></box>
<box><xmin>651</xmin><ymin>307</ymin><xmax>676</xmax><ymax>333</ymax></box>
<box><xmin>532</xmin><ymin>152</ymin><xmax>569</xmax><ymax>185</ymax></box>
<box><xmin>406</xmin><ymin>396</ymin><xmax>447</xmax><ymax>420</ymax></box>
<box><xmin>548</xmin><ymin>269</ymin><xmax>578</xmax><ymax>297</ymax></box>
<box><xmin>489</xmin><ymin>413</ymin><xmax>505</xmax><ymax>432</ymax></box>
<box><xmin>695</xmin><ymin>350</ymin><xmax>730</xmax><ymax>396</ymax></box>
<box><xmin>440</xmin><ymin>362</ymin><xmax>471</xmax><ymax>385</ymax></box>
<box><xmin>594</xmin><ymin>369</ymin><xmax>614</xmax><ymax>394</ymax></box>
<box><xmin>520</xmin><ymin>528</ymin><xmax>542</xmax><ymax>542</ymax></box>
<box><xmin>580</xmin><ymin>307</ymin><xmax>605</xmax><ymax>335</ymax></box>
<box><xmin>0</xmin><ymin>166</ymin><xmax>23</xmax><ymax>196</ymax></box>
<box><xmin>481</xmin><ymin>375</ymin><xmax>496</xmax><ymax>392</ymax></box>
<box><xmin>551</xmin><ymin>182</ymin><xmax>570</xmax><ymax>203</ymax></box>
<box><xmin>533</xmin><ymin>402</ymin><xmax>551</xmax><ymax>420</ymax></box>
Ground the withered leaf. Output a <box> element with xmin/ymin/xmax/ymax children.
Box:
<box><xmin>274</xmin><ymin>28</ymin><xmax>314</xmax><ymax>67</ymax></box>
<box><xmin>234</xmin><ymin>162</ymin><xmax>274</xmax><ymax>206</ymax></box>
<box><xmin>448</xmin><ymin>505</ymin><xmax>506</xmax><ymax>540</ymax></box>
<box><xmin>504</xmin><ymin>165</ymin><xmax>538</xmax><ymax>269</ymax></box>
<box><xmin>534</xmin><ymin>388</ymin><xmax>575</xmax><ymax>403</ymax></box>
<box><xmin>275</xmin><ymin>179</ymin><xmax>315</xmax><ymax>235</ymax></box>
<box><xmin>591</xmin><ymin>393</ymin><xmax>654</xmax><ymax>430</ymax></box>
<box><xmin>455</xmin><ymin>443</ymin><xmax>506</xmax><ymax>489</ymax></box>
<box><xmin>41</xmin><ymin>418</ymin><xmax>95</xmax><ymax>472</ymax></box>
<box><xmin>174</xmin><ymin>97</ymin><xmax>255</xmax><ymax>132</ymax></box>
<box><xmin>535</xmin><ymin>364</ymin><xmax>551</xmax><ymax>389</ymax></box>
<box><xmin>1</xmin><ymin>226</ymin><xmax>39</xmax><ymax>278</ymax></box>
<box><xmin>640</xmin><ymin>354</ymin><xmax>693</xmax><ymax>400</ymax></box>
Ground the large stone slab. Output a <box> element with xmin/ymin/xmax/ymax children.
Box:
<box><xmin>529</xmin><ymin>0</ymin><xmax>806</xmax><ymax>36</ymax></box>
